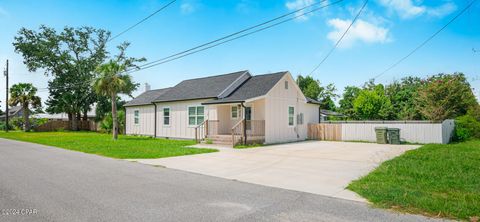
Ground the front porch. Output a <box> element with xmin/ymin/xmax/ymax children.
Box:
<box><xmin>195</xmin><ymin>100</ymin><xmax>266</xmax><ymax>146</ymax></box>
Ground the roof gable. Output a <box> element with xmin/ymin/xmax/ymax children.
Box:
<box><xmin>202</xmin><ymin>72</ymin><xmax>287</xmax><ymax>104</ymax></box>
<box><xmin>154</xmin><ymin>70</ymin><xmax>250</xmax><ymax>102</ymax></box>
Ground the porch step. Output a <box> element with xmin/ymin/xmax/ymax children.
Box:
<box><xmin>205</xmin><ymin>135</ymin><xmax>236</xmax><ymax>145</ymax></box>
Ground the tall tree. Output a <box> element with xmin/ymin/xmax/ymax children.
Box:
<box><xmin>319</xmin><ymin>83</ymin><xmax>338</xmax><ymax>111</ymax></box>
<box><xmin>95</xmin><ymin>95</ymin><xmax>126</xmax><ymax>122</ymax></box>
<box><xmin>339</xmin><ymin>86</ymin><xmax>361</xmax><ymax>119</ymax></box>
<box><xmin>416</xmin><ymin>73</ymin><xmax>478</xmax><ymax>121</ymax></box>
<box><xmin>353</xmin><ymin>84</ymin><xmax>393</xmax><ymax>120</ymax></box>
<box><xmin>8</xmin><ymin>83</ymin><xmax>41</xmax><ymax>131</ymax></box>
<box><xmin>93</xmin><ymin>43</ymin><xmax>144</xmax><ymax>140</ymax></box>
<box><xmin>13</xmin><ymin>25</ymin><xmax>109</xmax><ymax>130</ymax></box>
<box><xmin>297</xmin><ymin>75</ymin><xmax>321</xmax><ymax>100</ymax></box>
<box><xmin>386</xmin><ymin>77</ymin><xmax>424</xmax><ymax>120</ymax></box>
<box><xmin>296</xmin><ymin>75</ymin><xmax>338</xmax><ymax>110</ymax></box>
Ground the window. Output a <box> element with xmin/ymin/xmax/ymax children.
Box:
<box><xmin>134</xmin><ymin>110</ymin><xmax>140</xmax><ymax>124</ymax></box>
<box><xmin>231</xmin><ymin>106</ymin><xmax>238</xmax><ymax>119</ymax></box>
<box><xmin>285</xmin><ymin>81</ymin><xmax>289</xmax><ymax>89</ymax></box>
<box><xmin>288</xmin><ymin>106</ymin><xmax>295</xmax><ymax>126</ymax></box>
<box><xmin>163</xmin><ymin>107</ymin><xmax>170</xmax><ymax>126</ymax></box>
<box><xmin>188</xmin><ymin>106</ymin><xmax>205</xmax><ymax>126</ymax></box>
<box><xmin>297</xmin><ymin>113</ymin><xmax>304</xmax><ymax>125</ymax></box>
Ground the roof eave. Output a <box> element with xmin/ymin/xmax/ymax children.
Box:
<box><xmin>201</xmin><ymin>100</ymin><xmax>245</xmax><ymax>105</ymax></box>
<box><xmin>153</xmin><ymin>97</ymin><xmax>218</xmax><ymax>104</ymax></box>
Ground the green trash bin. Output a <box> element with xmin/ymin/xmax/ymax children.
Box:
<box><xmin>387</xmin><ymin>128</ymin><xmax>401</xmax><ymax>144</ymax></box>
<box><xmin>374</xmin><ymin>127</ymin><xmax>388</xmax><ymax>144</ymax></box>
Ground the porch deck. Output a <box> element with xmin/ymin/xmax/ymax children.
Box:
<box><xmin>195</xmin><ymin>120</ymin><xmax>265</xmax><ymax>146</ymax></box>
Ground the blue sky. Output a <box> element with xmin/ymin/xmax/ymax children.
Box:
<box><xmin>0</xmin><ymin>0</ymin><xmax>479</xmax><ymax>106</ymax></box>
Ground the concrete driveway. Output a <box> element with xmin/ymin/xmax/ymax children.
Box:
<box><xmin>132</xmin><ymin>141</ymin><xmax>419</xmax><ymax>202</ymax></box>
<box><xmin>1</xmin><ymin>138</ymin><xmax>438</xmax><ymax>222</ymax></box>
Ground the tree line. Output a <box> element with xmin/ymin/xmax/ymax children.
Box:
<box><xmin>2</xmin><ymin>25</ymin><xmax>143</xmax><ymax>139</ymax></box>
<box><xmin>297</xmin><ymin>73</ymin><xmax>479</xmax><ymax>121</ymax></box>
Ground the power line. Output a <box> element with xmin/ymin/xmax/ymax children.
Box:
<box><xmin>37</xmin><ymin>0</ymin><xmax>342</xmax><ymax>92</ymax></box>
<box><xmin>372</xmin><ymin>0</ymin><xmax>478</xmax><ymax>81</ymax></box>
<box><xmin>128</xmin><ymin>0</ymin><xmax>344</xmax><ymax>74</ymax></box>
<box><xmin>134</xmin><ymin>0</ymin><xmax>330</xmax><ymax>70</ymax></box>
<box><xmin>109</xmin><ymin>0</ymin><xmax>178</xmax><ymax>42</ymax></box>
<box><xmin>309</xmin><ymin>0</ymin><xmax>368</xmax><ymax>76</ymax></box>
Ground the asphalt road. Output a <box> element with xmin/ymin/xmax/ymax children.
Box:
<box><xmin>0</xmin><ymin>138</ymin><xmax>441</xmax><ymax>222</ymax></box>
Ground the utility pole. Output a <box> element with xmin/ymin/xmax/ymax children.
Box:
<box><xmin>4</xmin><ymin>60</ymin><xmax>8</xmax><ymax>132</ymax></box>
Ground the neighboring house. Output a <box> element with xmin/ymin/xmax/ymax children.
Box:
<box><xmin>124</xmin><ymin>71</ymin><xmax>320</xmax><ymax>145</ymax></box>
<box><xmin>320</xmin><ymin>109</ymin><xmax>345</xmax><ymax>122</ymax></box>
<box><xmin>33</xmin><ymin>112</ymin><xmax>96</xmax><ymax>121</ymax></box>
<box><xmin>0</xmin><ymin>106</ymin><xmax>23</xmax><ymax>120</ymax></box>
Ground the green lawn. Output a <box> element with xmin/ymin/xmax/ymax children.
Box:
<box><xmin>0</xmin><ymin>131</ymin><xmax>217</xmax><ymax>159</ymax></box>
<box><xmin>348</xmin><ymin>140</ymin><xmax>480</xmax><ymax>220</ymax></box>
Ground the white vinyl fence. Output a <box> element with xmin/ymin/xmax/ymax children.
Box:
<box><xmin>309</xmin><ymin>120</ymin><xmax>455</xmax><ymax>144</ymax></box>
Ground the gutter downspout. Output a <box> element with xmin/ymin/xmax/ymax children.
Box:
<box><xmin>153</xmin><ymin>103</ymin><xmax>157</xmax><ymax>138</ymax></box>
<box><xmin>241</xmin><ymin>102</ymin><xmax>247</xmax><ymax>145</ymax></box>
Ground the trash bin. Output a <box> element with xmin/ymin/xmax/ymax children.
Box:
<box><xmin>374</xmin><ymin>127</ymin><xmax>388</xmax><ymax>144</ymax></box>
<box><xmin>387</xmin><ymin>128</ymin><xmax>401</xmax><ymax>144</ymax></box>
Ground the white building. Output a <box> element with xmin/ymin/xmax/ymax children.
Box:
<box><xmin>124</xmin><ymin>71</ymin><xmax>320</xmax><ymax>146</ymax></box>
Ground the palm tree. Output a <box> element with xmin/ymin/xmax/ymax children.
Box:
<box><xmin>9</xmin><ymin>83</ymin><xmax>41</xmax><ymax>131</ymax></box>
<box><xmin>93</xmin><ymin>60</ymin><xmax>137</xmax><ymax>140</ymax></box>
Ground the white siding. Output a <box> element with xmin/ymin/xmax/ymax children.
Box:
<box><xmin>125</xmin><ymin>105</ymin><xmax>155</xmax><ymax>136</ymax></box>
<box><xmin>264</xmin><ymin>73</ymin><xmax>319</xmax><ymax>144</ymax></box>
<box><xmin>215</xmin><ymin>105</ymin><xmax>241</xmax><ymax>135</ymax></box>
<box><xmin>156</xmin><ymin>99</ymin><xmax>217</xmax><ymax>139</ymax></box>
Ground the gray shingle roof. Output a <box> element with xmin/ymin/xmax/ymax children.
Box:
<box><xmin>202</xmin><ymin>72</ymin><xmax>287</xmax><ymax>105</ymax></box>
<box><xmin>124</xmin><ymin>88</ymin><xmax>171</xmax><ymax>107</ymax></box>
<box><xmin>306</xmin><ymin>97</ymin><xmax>321</xmax><ymax>105</ymax></box>
<box><xmin>153</xmin><ymin>71</ymin><xmax>249</xmax><ymax>102</ymax></box>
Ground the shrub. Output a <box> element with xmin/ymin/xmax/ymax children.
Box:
<box><xmin>99</xmin><ymin>110</ymin><xmax>125</xmax><ymax>134</ymax></box>
<box><xmin>7</xmin><ymin>117</ymin><xmax>49</xmax><ymax>131</ymax></box>
<box><xmin>454</xmin><ymin>114</ymin><xmax>480</xmax><ymax>141</ymax></box>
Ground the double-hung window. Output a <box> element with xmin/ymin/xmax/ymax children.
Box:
<box><xmin>134</xmin><ymin>110</ymin><xmax>140</xmax><ymax>124</ymax></box>
<box><xmin>188</xmin><ymin>106</ymin><xmax>205</xmax><ymax>126</ymax></box>
<box><xmin>288</xmin><ymin>106</ymin><xmax>295</xmax><ymax>126</ymax></box>
<box><xmin>163</xmin><ymin>108</ymin><xmax>170</xmax><ymax>126</ymax></box>
<box><xmin>231</xmin><ymin>106</ymin><xmax>238</xmax><ymax>119</ymax></box>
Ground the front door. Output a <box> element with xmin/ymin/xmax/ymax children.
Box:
<box><xmin>245</xmin><ymin>107</ymin><xmax>252</xmax><ymax>130</ymax></box>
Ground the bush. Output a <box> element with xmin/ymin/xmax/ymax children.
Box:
<box><xmin>0</xmin><ymin>121</ymin><xmax>14</xmax><ymax>131</ymax></box>
<box><xmin>7</xmin><ymin>117</ymin><xmax>49</xmax><ymax>131</ymax></box>
<box><xmin>99</xmin><ymin>110</ymin><xmax>125</xmax><ymax>134</ymax></box>
<box><xmin>454</xmin><ymin>114</ymin><xmax>480</xmax><ymax>141</ymax></box>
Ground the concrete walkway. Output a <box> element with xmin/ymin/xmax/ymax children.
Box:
<box><xmin>132</xmin><ymin>141</ymin><xmax>419</xmax><ymax>202</ymax></box>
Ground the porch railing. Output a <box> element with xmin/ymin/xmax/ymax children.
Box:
<box><xmin>231</xmin><ymin>120</ymin><xmax>265</xmax><ymax>146</ymax></box>
<box><xmin>194</xmin><ymin>120</ymin><xmax>207</xmax><ymax>143</ymax></box>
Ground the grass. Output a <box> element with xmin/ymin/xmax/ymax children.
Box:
<box><xmin>0</xmin><ymin>131</ymin><xmax>217</xmax><ymax>159</ymax></box>
<box><xmin>234</xmin><ymin>143</ymin><xmax>263</xmax><ymax>149</ymax></box>
<box><xmin>348</xmin><ymin>140</ymin><xmax>480</xmax><ymax>220</ymax></box>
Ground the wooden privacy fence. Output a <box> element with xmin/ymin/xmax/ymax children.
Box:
<box><xmin>308</xmin><ymin>124</ymin><xmax>342</xmax><ymax>141</ymax></box>
<box><xmin>308</xmin><ymin>120</ymin><xmax>455</xmax><ymax>144</ymax></box>
<box><xmin>34</xmin><ymin>120</ymin><xmax>97</xmax><ymax>132</ymax></box>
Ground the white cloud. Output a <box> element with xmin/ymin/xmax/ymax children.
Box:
<box><xmin>285</xmin><ymin>0</ymin><xmax>316</xmax><ymax>21</ymax></box>
<box><xmin>326</xmin><ymin>18</ymin><xmax>390</xmax><ymax>48</ymax></box>
<box><xmin>427</xmin><ymin>2</ymin><xmax>457</xmax><ymax>18</ymax></box>
<box><xmin>378</xmin><ymin>0</ymin><xmax>425</xmax><ymax>19</ymax></box>
<box><xmin>180</xmin><ymin>3</ymin><xmax>195</xmax><ymax>14</ymax></box>
<box><xmin>377</xmin><ymin>0</ymin><xmax>457</xmax><ymax>19</ymax></box>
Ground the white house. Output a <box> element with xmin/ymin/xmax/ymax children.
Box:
<box><xmin>124</xmin><ymin>71</ymin><xmax>320</xmax><ymax>146</ymax></box>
